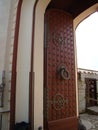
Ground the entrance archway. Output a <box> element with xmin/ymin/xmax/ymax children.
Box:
<box><xmin>10</xmin><ymin>0</ymin><xmax>98</xmax><ymax>129</ymax></box>
<box><xmin>34</xmin><ymin>1</ymin><xmax>98</xmax><ymax>129</ymax></box>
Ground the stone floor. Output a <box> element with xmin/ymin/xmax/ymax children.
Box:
<box><xmin>87</xmin><ymin>106</ymin><xmax>98</xmax><ymax>115</ymax></box>
<box><xmin>80</xmin><ymin>113</ymin><xmax>98</xmax><ymax>130</ymax></box>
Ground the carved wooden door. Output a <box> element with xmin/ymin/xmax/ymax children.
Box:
<box><xmin>85</xmin><ymin>78</ymin><xmax>97</xmax><ymax>107</ymax></box>
<box><xmin>44</xmin><ymin>9</ymin><xmax>78</xmax><ymax>130</ymax></box>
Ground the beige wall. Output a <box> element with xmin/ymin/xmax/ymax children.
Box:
<box><xmin>33</xmin><ymin>0</ymin><xmax>51</xmax><ymax>129</ymax></box>
<box><xmin>15</xmin><ymin>0</ymin><xmax>35</xmax><ymax>123</ymax></box>
<box><xmin>15</xmin><ymin>0</ymin><xmax>51</xmax><ymax>128</ymax></box>
<box><xmin>4</xmin><ymin>0</ymin><xmax>19</xmax><ymax>111</ymax></box>
<box><xmin>74</xmin><ymin>3</ymin><xmax>98</xmax><ymax>28</ymax></box>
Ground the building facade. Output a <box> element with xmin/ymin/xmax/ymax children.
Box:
<box><xmin>78</xmin><ymin>68</ymin><xmax>98</xmax><ymax>113</ymax></box>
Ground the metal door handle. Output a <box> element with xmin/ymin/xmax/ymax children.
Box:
<box><xmin>58</xmin><ymin>65</ymin><xmax>70</xmax><ymax>80</ymax></box>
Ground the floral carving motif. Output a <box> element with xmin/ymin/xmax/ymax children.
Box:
<box><xmin>48</xmin><ymin>33</ymin><xmax>66</xmax><ymax>45</ymax></box>
<box><xmin>52</xmin><ymin>32</ymin><xmax>66</xmax><ymax>45</ymax></box>
<box><xmin>48</xmin><ymin>94</ymin><xmax>67</xmax><ymax>111</ymax></box>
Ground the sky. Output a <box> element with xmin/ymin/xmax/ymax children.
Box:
<box><xmin>76</xmin><ymin>12</ymin><xmax>98</xmax><ymax>71</ymax></box>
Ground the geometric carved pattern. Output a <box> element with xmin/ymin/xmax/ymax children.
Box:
<box><xmin>48</xmin><ymin>94</ymin><xmax>67</xmax><ymax>111</ymax></box>
<box><xmin>52</xmin><ymin>32</ymin><xmax>66</xmax><ymax>46</ymax></box>
<box><xmin>85</xmin><ymin>78</ymin><xmax>97</xmax><ymax>107</ymax></box>
<box><xmin>53</xmin><ymin>33</ymin><xmax>66</xmax><ymax>45</ymax></box>
<box><xmin>44</xmin><ymin>9</ymin><xmax>77</xmax><ymax>122</ymax></box>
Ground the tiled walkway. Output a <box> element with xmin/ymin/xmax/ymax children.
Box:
<box><xmin>80</xmin><ymin>113</ymin><xmax>98</xmax><ymax>130</ymax></box>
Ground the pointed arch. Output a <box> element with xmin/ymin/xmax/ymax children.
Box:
<box><xmin>74</xmin><ymin>3</ymin><xmax>98</xmax><ymax>28</ymax></box>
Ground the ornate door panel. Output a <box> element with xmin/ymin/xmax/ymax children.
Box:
<box><xmin>44</xmin><ymin>9</ymin><xmax>78</xmax><ymax>130</ymax></box>
<box><xmin>85</xmin><ymin>78</ymin><xmax>97</xmax><ymax>107</ymax></box>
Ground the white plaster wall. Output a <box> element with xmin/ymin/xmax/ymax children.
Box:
<box><xmin>4</xmin><ymin>0</ymin><xmax>19</xmax><ymax>111</ymax></box>
<box><xmin>15</xmin><ymin>0</ymin><xmax>35</xmax><ymax>123</ymax></box>
<box><xmin>0</xmin><ymin>0</ymin><xmax>11</xmax><ymax>83</ymax></box>
<box><xmin>15</xmin><ymin>0</ymin><xmax>51</xmax><ymax>128</ymax></box>
<box><xmin>0</xmin><ymin>0</ymin><xmax>19</xmax><ymax>129</ymax></box>
<box><xmin>15</xmin><ymin>0</ymin><xmax>51</xmax><ymax>127</ymax></box>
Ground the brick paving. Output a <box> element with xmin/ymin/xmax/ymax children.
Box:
<box><xmin>80</xmin><ymin>113</ymin><xmax>98</xmax><ymax>130</ymax></box>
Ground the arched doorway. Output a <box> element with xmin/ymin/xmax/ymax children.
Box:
<box><xmin>34</xmin><ymin>1</ymin><xmax>98</xmax><ymax>129</ymax></box>
<box><xmin>10</xmin><ymin>0</ymin><xmax>98</xmax><ymax>130</ymax></box>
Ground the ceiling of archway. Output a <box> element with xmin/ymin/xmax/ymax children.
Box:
<box><xmin>47</xmin><ymin>0</ymin><xmax>98</xmax><ymax>18</ymax></box>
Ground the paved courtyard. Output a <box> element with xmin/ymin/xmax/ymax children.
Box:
<box><xmin>80</xmin><ymin>113</ymin><xmax>98</xmax><ymax>130</ymax></box>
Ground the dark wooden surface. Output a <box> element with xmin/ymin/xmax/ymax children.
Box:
<box><xmin>48</xmin><ymin>117</ymin><xmax>78</xmax><ymax>130</ymax></box>
<box><xmin>44</xmin><ymin>9</ymin><xmax>78</xmax><ymax>130</ymax></box>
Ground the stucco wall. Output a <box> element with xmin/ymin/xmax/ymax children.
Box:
<box><xmin>0</xmin><ymin>0</ymin><xmax>18</xmax><ymax>130</ymax></box>
<box><xmin>15</xmin><ymin>0</ymin><xmax>51</xmax><ymax>129</ymax></box>
<box><xmin>15</xmin><ymin>0</ymin><xmax>35</xmax><ymax>123</ymax></box>
<box><xmin>0</xmin><ymin>0</ymin><xmax>11</xmax><ymax>83</ymax></box>
<box><xmin>0</xmin><ymin>0</ymin><xmax>10</xmax><ymax>111</ymax></box>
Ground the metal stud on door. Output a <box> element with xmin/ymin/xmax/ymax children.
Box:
<box><xmin>44</xmin><ymin>9</ymin><xmax>78</xmax><ymax>130</ymax></box>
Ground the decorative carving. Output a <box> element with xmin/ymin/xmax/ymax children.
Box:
<box><xmin>44</xmin><ymin>9</ymin><xmax>76</xmax><ymax>121</ymax></box>
<box><xmin>52</xmin><ymin>32</ymin><xmax>66</xmax><ymax>46</ymax></box>
<box><xmin>48</xmin><ymin>94</ymin><xmax>67</xmax><ymax>110</ymax></box>
<box><xmin>53</xmin><ymin>94</ymin><xmax>67</xmax><ymax>110</ymax></box>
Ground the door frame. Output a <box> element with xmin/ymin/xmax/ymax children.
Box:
<box><xmin>33</xmin><ymin>1</ymin><xmax>98</xmax><ymax>128</ymax></box>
